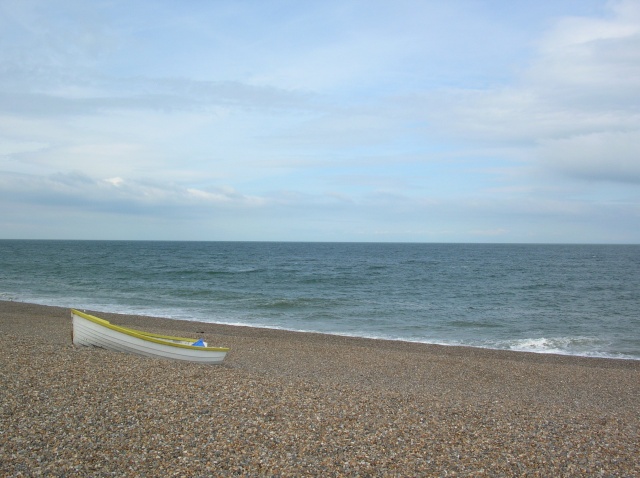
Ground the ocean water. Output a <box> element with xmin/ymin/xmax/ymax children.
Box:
<box><xmin>1</xmin><ymin>240</ymin><xmax>638</xmax><ymax>360</ymax></box>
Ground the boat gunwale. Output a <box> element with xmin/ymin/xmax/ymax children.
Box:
<box><xmin>71</xmin><ymin>309</ymin><xmax>229</xmax><ymax>352</ymax></box>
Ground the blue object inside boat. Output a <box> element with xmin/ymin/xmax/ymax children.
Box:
<box><xmin>191</xmin><ymin>338</ymin><xmax>205</xmax><ymax>347</ymax></box>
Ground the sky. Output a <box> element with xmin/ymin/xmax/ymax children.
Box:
<box><xmin>0</xmin><ymin>0</ymin><xmax>639</xmax><ymax>243</ymax></box>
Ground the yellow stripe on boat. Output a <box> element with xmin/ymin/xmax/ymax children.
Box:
<box><xmin>71</xmin><ymin>309</ymin><xmax>229</xmax><ymax>351</ymax></box>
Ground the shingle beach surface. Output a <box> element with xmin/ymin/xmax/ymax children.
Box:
<box><xmin>1</xmin><ymin>301</ymin><xmax>639</xmax><ymax>476</ymax></box>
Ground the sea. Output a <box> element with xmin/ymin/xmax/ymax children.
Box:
<box><xmin>1</xmin><ymin>240</ymin><xmax>639</xmax><ymax>360</ymax></box>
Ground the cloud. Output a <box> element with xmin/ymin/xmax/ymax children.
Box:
<box><xmin>0</xmin><ymin>75</ymin><xmax>315</xmax><ymax>118</ymax></box>
<box><xmin>0</xmin><ymin>2</ymin><xmax>317</xmax><ymax>126</ymax></box>
<box><xmin>538</xmin><ymin>131</ymin><xmax>640</xmax><ymax>183</ymax></box>
<box><xmin>527</xmin><ymin>1</ymin><xmax>640</xmax><ymax>110</ymax></box>
<box><xmin>407</xmin><ymin>0</ymin><xmax>640</xmax><ymax>185</ymax></box>
<box><xmin>0</xmin><ymin>171</ymin><xmax>267</xmax><ymax>217</ymax></box>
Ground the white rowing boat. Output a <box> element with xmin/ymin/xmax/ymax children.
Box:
<box><xmin>71</xmin><ymin>309</ymin><xmax>229</xmax><ymax>364</ymax></box>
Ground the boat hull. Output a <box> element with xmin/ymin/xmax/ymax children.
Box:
<box><xmin>71</xmin><ymin>309</ymin><xmax>228</xmax><ymax>364</ymax></box>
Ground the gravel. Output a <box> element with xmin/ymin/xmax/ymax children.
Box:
<box><xmin>1</xmin><ymin>301</ymin><xmax>639</xmax><ymax>477</ymax></box>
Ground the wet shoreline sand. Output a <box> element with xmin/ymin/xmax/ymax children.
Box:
<box><xmin>2</xmin><ymin>300</ymin><xmax>638</xmax><ymax>476</ymax></box>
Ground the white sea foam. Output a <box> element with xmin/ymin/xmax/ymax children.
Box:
<box><xmin>476</xmin><ymin>336</ymin><xmax>637</xmax><ymax>360</ymax></box>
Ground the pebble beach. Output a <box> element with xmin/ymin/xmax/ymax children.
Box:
<box><xmin>1</xmin><ymin>301</ymin><xmax>639</xmax><ymax>476</ymax></box>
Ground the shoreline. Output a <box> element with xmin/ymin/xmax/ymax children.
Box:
<box><xmin>8</xmin><ymin>299</ymin><xmax>640</xmax><ymax>363</ymax></box>
<box><xmin>2</xmin><ymin>300</ymin><xmax>639</xmax><ymax>475</ymax></box>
